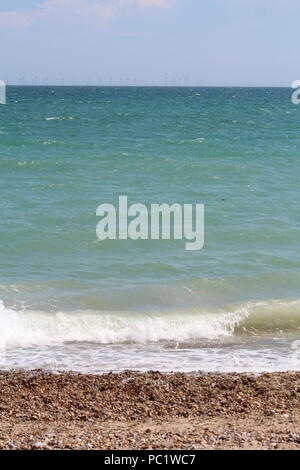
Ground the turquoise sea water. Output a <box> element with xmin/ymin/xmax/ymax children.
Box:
<box><xmin>0</xmin><ymin>86</ymin><xmax>300</xmax><ymax>372</ymax></box>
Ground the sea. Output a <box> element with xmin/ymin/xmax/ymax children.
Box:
<box><xmin>0</xmin><ymin>86</ymin><xmax>299</xmax><ymax>373</ymax></box>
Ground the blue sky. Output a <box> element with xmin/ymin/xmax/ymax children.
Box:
<box><xmin>0</xmin><ymin>0</ymin><xmax>299</xmax><ymax>86</ymax></box>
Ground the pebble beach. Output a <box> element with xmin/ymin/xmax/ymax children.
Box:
<box><xmin>0</xmin><ymin>370</ymin><xmax>299</xmax><ymax>450</ymax></box>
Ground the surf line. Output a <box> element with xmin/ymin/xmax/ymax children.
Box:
<box><xmin>96</xmin><ymin>196</ymin><xmax>204</xmax><ymax>251</ymax></box>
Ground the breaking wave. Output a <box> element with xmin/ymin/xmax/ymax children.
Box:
<box><xmin>0</xmin><ymin>298</ymin><xmax>300</xmax><ymax>348</ymax></box>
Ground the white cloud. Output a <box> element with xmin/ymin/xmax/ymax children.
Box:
<box><xmin>0</xmin><ymin>0</ymin><xmax>173</xmax><ymax>29</ymax></box>
<box><xmin>0</xmin><ymin>8</ymin><xmax>47</xmax><ymax>29</ymax></box>
<box><xmin>0</xmin><ymin>11</ymin><xmax>29</xmax><ymax>29</ymax></box>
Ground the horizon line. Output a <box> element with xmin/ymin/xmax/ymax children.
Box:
<box><xmin>4</xmin><ymin>84</ymin><xmax>293</xmax><ymax>88</ymax></box>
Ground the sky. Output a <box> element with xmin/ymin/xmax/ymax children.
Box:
<box><xmin>0</xmin><ymin>0</ymin><xmax>299</xmax><ymax>86</ymax></box>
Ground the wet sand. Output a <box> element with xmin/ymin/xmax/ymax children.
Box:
<box><xmin>0</xmin><ymin>370</ymin><xmax>299</xmax><ymax>450</ymax></box>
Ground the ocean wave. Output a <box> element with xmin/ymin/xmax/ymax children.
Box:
<box><xmin>0</xmin><ymin>298</ymin><xmax>299</xmax><ymax>348</ymax></box>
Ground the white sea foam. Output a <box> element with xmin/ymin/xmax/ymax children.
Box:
<box><xmin>1</xmin><ymin>298</ymin><xmax>300</xmax><ymax>373</ymax></box>
<box><xmin>0</xmin><ymin>298</ymin><xmax>299</xmax><ymax>348</ymax></box>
